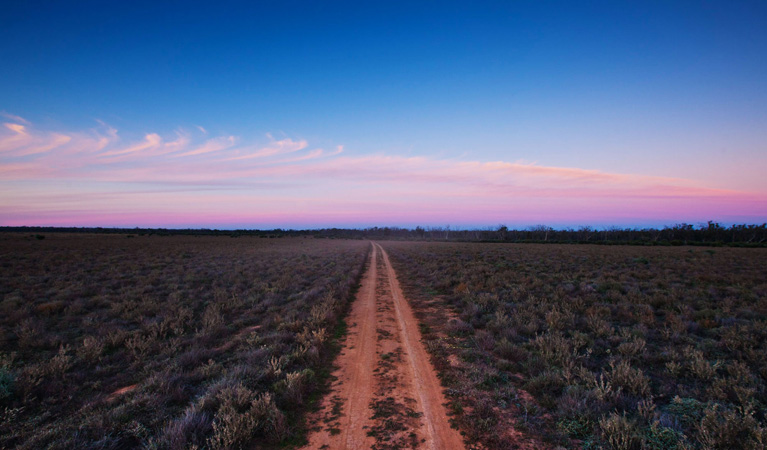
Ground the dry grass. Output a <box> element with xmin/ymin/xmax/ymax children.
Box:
<box><xmin>0</xmin><ymin>233</ymin><xmax>368</xmax><ymax>449</ymax></box>
<box><xmin>383</xmin><ymin>241</ymin><xmax>767</xmax><ymax>450</ymax></box>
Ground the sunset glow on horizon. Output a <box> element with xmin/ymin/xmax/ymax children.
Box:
<box><xmin>2</xmin><ymin>2</ymin><xmax>766</xmax><ymax>229</ymax></box>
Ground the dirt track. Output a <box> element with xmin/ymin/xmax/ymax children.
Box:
<box><xmin>303</xmin><ymin>242</ymin><xmax>464</xmax><ymax>450</ymax></box>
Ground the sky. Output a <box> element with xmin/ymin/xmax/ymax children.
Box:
<box><xmin>1</xmin><ymin>0</ymin><xmax>766</xmax><ymax>229</ymax></box>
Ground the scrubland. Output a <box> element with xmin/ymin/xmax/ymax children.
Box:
<box><xmin>383</xmin><ymin>242</ymin><xmax>767</xmax><ymax>450</ymax></box>
<box><xmin>0</xmin><ymin>234</ymin><xmax>368</xmax><ymax>449</ymax></box>
<box><xmin>3</xmin><ymin>234</ymin><xmax>766</xmax><ymax>450</ymax></box>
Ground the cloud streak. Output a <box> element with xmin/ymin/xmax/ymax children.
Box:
<box><xmin>0</xmin><ymin>118</ymin><xmax>764</xmax><ymax>227</ymax></box>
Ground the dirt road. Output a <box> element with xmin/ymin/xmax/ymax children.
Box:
<box><xmin>303</xmin><ymin>242</ymin><xmax>464</xmax><ymax>450</ymax></box>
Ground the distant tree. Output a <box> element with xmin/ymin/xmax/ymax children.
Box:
<box><xmin>530</xmin><ymin>224</ymin><xmax>552</xmax><ymax>241</ymax></box>
<box><xmin>577</xmin><ymin>226</ymin><xmax>594</xmax><ymax>241</ymax></box>
<box><xmin>497</xmin><ymin>225</ymin><xmax>508</xmax><ymax>241</ymax></box>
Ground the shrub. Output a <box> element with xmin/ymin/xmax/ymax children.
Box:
<box><xmin>697</xmin><ymin>403</ymin><xmax>760</xmax><ymax>450</ymax></box>
<box><xmin>202</xmin><ymin>303</ymin><xmax>224</xmax><ymax>332</ymax></box>
<box><xmin>474</xmin><ymin>329</ymin><xmax>496</xmax><ymax>352</ymax></box>
<box><xmin>78</xmin><ymin>335</ymin><xmax>105</xmax><ymax>363</ymax></box>
<box><xmin>493</xmin><ymin>338</ymin><xmax>527</xmax><ymax>362</ymax></box>
<box><xmin>125</xmin><ymin>333</ymin><xmax>153</xmax><ymax>359</ymax></box>
<box><xmin>15</xmin><ymin>318</ymin><xmax>43</xmax><ymax>349</ymax></box>
<box><xmin>590</xmin><ymin>374</ymin><xmax>620</xmax><ymax>403</ymax></box>
<box><xmin>381</xmin><ymin>241</ymin><xmax>767</xmax><ymax>450</ymax></box>
<box><xmin>545</xmin><ymin>306</ymin><xmax>574</xmax><ymax>331</ymax></box>
<box><xmin>48</xmin><ymin>344</ymin><xmax>73</xmax><ymax>376</ymax></box>
<box><xmin>667</xmin><ymin>396</ymin><xmax>705</xmax><ymax>427</ymax></box>
<box><xmin>642</xmin><ymin>422</ymin><xmax>685</xmax><ymax>450</ymax></box>
<box><xmin>446</xmin><ymin>318</ymin><xmax>473</xmax><ymax>336</ymax></box>
<box><xmin>606</xmin><ymin>360</ymin><xmax>650</xmax><ymax>398</ymax></box>
<box><xmin>586</xmin><ymin>313</ymin><xmax>613</xmax><ymax>338</ymax></box>
<box><xmin>0</xmin><ymin>366</ymin><xmax>13</xmax><ymax>401</ymax></box>
<box><xmin>168</xmin><ymin>307</ymin><xmax>193</xmax><ymax>336</ymax></box>
<box><xmin>557</xmin><ymin>415</ymin><xmax>594</xmax><ymax>439</ymax></box>
<box><xmin>524</xmin><ymin>369</ymin><xmax>565</xmax><ymax>400</ymax></box>
<box><xmin>35</xmin><ymin>301</ymin><xmax>65</xmax><ymax>316</ymax></box>
<box><xmin>684</xmin><ymin>347</ymin><xmax>721</xmax><ymax>381</ymax></box>
<box><xmin>488</xmin><ymin>310</ymin><xmax>511</xmax><ymax>333</ymax></box>
<box><xmin>274</xmin><ymin>369</ymin><xmax>314</xmax><ymax>406</ymax></box>
<box><xmin>599</xmin><ymin>412</ymin><xmax>639</xmax><ymax>450</ymax></box>
<box><xmin>0</xmin><ymin>235</ymin><xmax>368</xmax><ymax>448</ymax></box>
<box><xmin>636</xmin><ymin>398</ymin><xmax>656</xmax><ymax>423</ymax></box>
<box><xmin>160</xmin><ymin>408</ymin><xmax>212</xmax><ymax>450</ymax></box>
<box><xmin>530</xmin><ymin>332</ymin><xmax>577</xmax><ymax>367</ymax></box>
<box><xmin>207</xmin><ymin>385</ymin><xmax>287</xmax><ymax>448</ymax></box>
<box><xmin>207</xmin><ymin>384</ymin><xmax>258</xmax><ymax>449</ymax></box>
<box><xmin>266</xmin><ymin>355</ymin><xmax>287</xmax><ymax>378</ymax></box>
<box><xmin>617</xmin><ymin>337</ymin><xmax>646</xmax><ymax>359</ymax></box>
<box><xmin>250</xmin><ymin>392</ymin><xmax>287</xmax><ymax>441</ymax></box>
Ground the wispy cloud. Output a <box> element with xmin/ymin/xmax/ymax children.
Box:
<box><xmin>99</xmin><ymin>133</ymin><xmax>163</xmax><ymax>158</ymax></box>
<box><xmin>175</xmin><ymin>135</ymin><xmax>236</xmax><ymax>157</ymax></box>
<box><xmin>0</xmin><ymin>111</ymin><xmax>30</xmax><ymax>125</ymax></box>
<box><xmin>224</xmin><ymin>136</ymin><xmax>308</xmax><ymax>160</ymax></box>
<box><xmin>0</xmin><ymin>118</ymin><xmax>764</xmax><ymax>227</ymax></box>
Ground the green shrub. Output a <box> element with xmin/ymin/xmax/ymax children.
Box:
<box><xmin>667</xmin><ymin>396</ymin><xmax>705</xmax><ymax>427</ymax></box>
<box><xmin>557</xmin><ymin>415</ymin><xmax>594</xmax><ymax>439</ymax></box>
<box><xmin>524</xmin><ymin>370</ymin><xmax>565</xmax><ymax>399</ymax></box>
<box><xmin>641</xmin><ymin>422</ymin><xmax>685</xmax><ymax>450</ymax></box>
<box><xmin>0</xmin><ymin>366</ymin><xmax>13</xmax><ymax>401</ymax></box>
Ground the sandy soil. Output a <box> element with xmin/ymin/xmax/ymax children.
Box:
<box><xmin>303</xmin><ymin>243</ymin><xmax>464</xmax><ymax>450</ymax></box>
<box><xmin>106</xmin><ymin>384</ymin><xmax>138</xmax><ymax>402</ymax></box>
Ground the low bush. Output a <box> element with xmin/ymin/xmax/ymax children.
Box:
<box><xmin>0</xmin><ymin>234</ymin><xmax>368</xmax><ymax>448</ymax></box>
<box><xmin>383</xmin><ymin>241</ymin><xmax>767</xmax><ymax>449</ymax></box>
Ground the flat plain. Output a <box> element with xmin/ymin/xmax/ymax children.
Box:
<box><xmin>1</xmin><ymin>234</ymin><xmax>766</xmax><ymax>449</ymax></box>
<box><xmin>0</xmin><ymin>233</ymin><xmax>368</xmax><ymax>449</ymax></box>
<box><xmin>383</xmin><ymin>241</ymin><xmax>767</xmax><ymax>449</ymax></box>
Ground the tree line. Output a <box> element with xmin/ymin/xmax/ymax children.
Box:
<box><xmin>3</xmin><ymin>221</ymin><xmax>766</xmax><ymax>246</ymax></box>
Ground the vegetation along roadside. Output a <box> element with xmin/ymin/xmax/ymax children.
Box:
<box><xmin>383</xmin><ymin>241</ymin><xmax>767</xmax><ymax>450</ymax></box>
<box><xmin>0</xmin><ymin>233</ymin><xmax>368</xmax><ymax>449</ymax></box>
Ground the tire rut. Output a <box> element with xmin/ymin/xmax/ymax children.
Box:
<box><xmin>302</xmin><ymin>242</ymin><xmax>464</xmax><ymax>450</ymax></box>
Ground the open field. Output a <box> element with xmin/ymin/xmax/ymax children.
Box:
<box><xmin>2</xmin><ymin>234</ymin><xmax>766</xmax><ymax>449</ymax></box>
<box><xmin>0</xmin><ymin>233</ymin><xmax>368</xmax><ymax>449</ymax></box>
<box><xmin>383</xmin><ymin>241</ymin><xmax>767</xmax><ymax>449</ymax></box>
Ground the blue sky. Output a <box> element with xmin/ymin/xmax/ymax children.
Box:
<box><xmin>1</xmin><ymin>1</ymin><xmax>766</xmax><ymax>228</ymax></box>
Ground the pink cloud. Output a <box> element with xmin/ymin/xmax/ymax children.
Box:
<box><xmin>224</xmin><ymin>136</ymin><xmax>308</xmax><ymax>160</ymax></box>
<box><xmin>0</xmin><ymin>119</ymin><xmax>764</xmax><ymax>227</ymax></box>
<box><xmin>4</xmin><ymin>123</ymin><xmax>27</xmax><ymax>135</ymax></box>
<box><xmin>99</xmin><ymin>133</ymin><xmax>163</xmax><ymax>157</ymax></box>
<box><xmin>175</xmin><ymin>135</ymin><xmax>236</xmax><ymax>157</ymax></box>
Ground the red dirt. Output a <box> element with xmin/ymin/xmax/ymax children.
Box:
<box><xmin>303</xmin><ymin>243</ymin><xmax>465</xmax><ymax>449</ymax></box>
<box><xmin>106</xmin><ymin>383</ymin><xmax>138</xmax><ymax>401</ymax></box>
